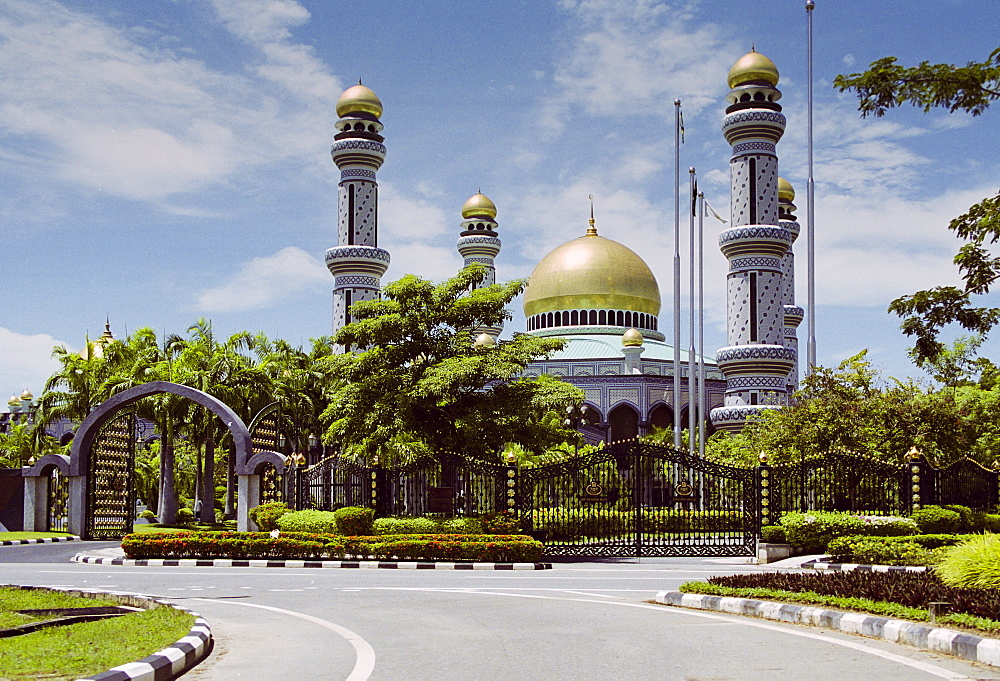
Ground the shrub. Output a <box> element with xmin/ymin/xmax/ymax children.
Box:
<box><xmin>911</xmin><ymin>505</ymin><xmax>962</xmax><ymax>534</ymax></box>
<box><xmin>480</xmin><ymin>511</ymin><xmax>522</xmax><ymax>534</ymax></box>
<box><xmin>936</xmin><ymin>534</ymin><xmax>1000</xmax><ymax>589</ymax></box>
<box><xmin>373</xmin><ymin>517</ymin><xmax>440</xmax><ymax>535</ymax></box>
<box><xmin>760</xmin><ymin>525</ymin><xmax>786</xmax><ymax>544</ymax></box>
<box><xmin>778</xmin><ymin>512</ymin><xmax>917</xmax><ymax>553</ymax></box>
<box><xmin>333</xmin><ymin>506</ymin><xmax>374</xmax><ymax>535</ymax></box>
<box><xmin>175</xmin><ymin>507</ymin><xmax>195</xmax><ymax>523</ymax></box>
<box><xmin>139</xmin><ymin>510</ymin><xmax>156</xmax><ymax>520</ymax></box>
<box><xmin>249</xmin><ymin>501</ymin><xmax>291</xmax><ymax>531</ymax></box>
<box><xmin>826</xmin><ymin>536</ymin><xmax>940</xmax><ymax>566</ymax></box>
<box><xmin>941</xmin><ymin>504</ymin><xmax>974</xmax><ymax>531</ymax></box>
<box><xmin>277</xmin><ymin>509</ymin><xmax>339</xmax><ymax>534</ymax></box>
<box><xmin>972</xmin><ymin>512</ymin><xmax>1000</xmax><ymax>533</ymax></box>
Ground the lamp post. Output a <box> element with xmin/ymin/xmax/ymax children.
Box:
<box><xmin>564</xmin><ymin>404</ymin><xmax>593</xmax><ymax>456</ymax></box>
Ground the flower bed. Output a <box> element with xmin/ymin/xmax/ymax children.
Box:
<box><xmin>121</xmin><ymin>531</ymin><xmax>544</xmax><ymax>562</ymax></box>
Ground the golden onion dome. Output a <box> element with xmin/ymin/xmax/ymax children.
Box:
<box><xmin>336</xmin><ymin>82</ymin><xmax>383</xmax><ymax>118</ymax></box>
<box><xmin>523</xmin><ymin>228</ymin><xmax>661</xmax><ymax>318</ymax></box>
<box><xmin>622</xmin><ymin>328</ymin><xmax>644</xmax><ymax>347</ymax></box>
<box><xmin>461</xmin><ymin>192</ymin><xmax>497</xmax><ymax>219</ymax></box>
<box><xmin>727</xmin><ymin>50</ymin><xmax>779</xmax><ymax>89</ymax></box>
<box><xmin>8</xmin><ymin>395</ymin><xmax>20</xmax><ymax>407</ymax></box>
<box><xmin>20</xmin><ymin>389</ymin><xmax>33</xmax><ymax>401</ymax></box>
<box><xmin>777</xmin><ymin>177</ymin><xmax>795</xmax><ymax>203</ymax></box>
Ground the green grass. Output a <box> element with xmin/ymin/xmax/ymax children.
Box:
<box><xmin>678</xmin><ymin>581</ymin><xmax>1000</xmax><ymax>636</ymax></box>
<box><xmin>0</xmin><ymin>587</ymin><xmax>195</xmax><ymax>680</ymax></box>
<box><xmin>0</xmin><ymin>532</ymin><xmax>73</xmax><ymax>541</ymax></box>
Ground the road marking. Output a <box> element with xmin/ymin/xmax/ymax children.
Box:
<box><xmin>190</xmin><ymin>598</ymin><xmax>376</xmax><ymax>681</ymax></box>
<box><xmin>390</xmin><ymin>589</ymin><xmax>976</xmax><ymax>681</ymax></box>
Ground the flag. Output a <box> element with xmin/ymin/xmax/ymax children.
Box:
<box><xmin>678</xmin><ymin>109</ymin><xmax>685</xmax><ymax>143</ymax></box>
<box><xmin>691</xmin><ymin>178</ymin><xmax>698</xmax><ymax>216</ymax></box>
<box><xmin>704</xmin><ymin>200</ymin><xmax>728</xmax><ymax>224</ymax></box>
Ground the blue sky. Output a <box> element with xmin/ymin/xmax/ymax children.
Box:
<box><xmin>1</xmin><ymin>0</ymin><xmax>998</xmax><ymax>402</ymax></box>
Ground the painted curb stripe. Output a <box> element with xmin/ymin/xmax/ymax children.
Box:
<box><xmin>71</xmin><ymin>554</ymin><xmax>552</xmax><ymax>570</ymax></box>
<box><xmin>0</xmin><ymin>535</ymin><xmax>81</xmax><ymax>546</ymax></box>
<box><xmin>654</xmin><ymin>590</ymin><xmax>1000</xmax><ymax>669</ymax></box>
<box><xmin>802</xmin><ymin>560</ymin><xmax>927</xmax><ymax>573</ymax></box>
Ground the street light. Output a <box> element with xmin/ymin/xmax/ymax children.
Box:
<box><xmin>563</xmin><ymin>404</ymin><xmax>593</xmax><ymax>456</ymax></box>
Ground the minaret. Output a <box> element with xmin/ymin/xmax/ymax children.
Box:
<box><xmin>710</xmin><ymin>50</ymin><xmax>796</xmax><ymax>433</ymax></box>
<box><xmin>778</xmin><ymin>177</ymin><xmax>803</xmax><ymax>395</ymax></box>
<box><xmin>456</xmin><ymin>192</ymin><xmax>502</xmax><ymax>338</ymax></box>
<box><xmin>325</xmin><ymin>82</ymin><xmax>390</xmax><ymax>351</ymax></box>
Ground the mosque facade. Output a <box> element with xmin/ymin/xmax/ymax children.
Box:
<box><xmin>327</xmin><ymin>49</ymin><xmax>800</xmax><ymax>444</ymax></box>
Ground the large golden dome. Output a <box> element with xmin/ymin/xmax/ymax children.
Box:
<box><xmin>461</xmin><ymin>192</ymin><xmax>497</xmax><ymax>219</ymax></box>
<box><xmin>336</xmin><ymin>83</ymin><xmax>383</xmax><ymax>118</ymax></box>
<box><xmin>523</xmin><ymin>229</ymin><xmax>661</xmax><ymax>318</ymax></box>
<box><xmin>727</xmin><ymin>50</ymin><xmax>779</xmax><ymax>89</ymax></box>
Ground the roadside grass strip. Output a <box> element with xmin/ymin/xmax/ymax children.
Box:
<box><xmin>0</xmin><ymin>586</ymin><xmax>210</xmax><ymax>680</ymax></box>
<box><xmin>71</xmin><ymin>554</ymin><xmax>551</xmax><ymax>570</ymax></box>
<box><xmin>803</xmin><ymin>559</ymin><xmax>929</xmax><ymax>573</ymax></box>
<box><xmin>656</xmin><ymin>589</ymin><xmax>1000</xmax><ymax>669</ymax></box>
<box><xmin>0</xmin><ymin>533</ymin><xmax>80</xmax><ymax>546</ymax></box>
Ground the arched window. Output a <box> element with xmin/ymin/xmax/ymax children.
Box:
<box><xmin>589</xmin><ymin>310</ymin><xmax>597</xmax><ymax>325</ymax></box>
<box><xmin>599</xmin><ymin>310</ymin><xmax>607</xmax><ymax>325</ymax></box>
<box><xmin>616</xmin><ymin>311</ymin><xmax>624</xmax><ymax>326</ymax></box>
<box><xmin>562</xmin><ymin>311</ymin><xmax>570</xmax><ymax>326</ymax></box>
<box><xmin>649</xmin><ymin>404</ymin><xmax>672</xmax><ymax>433</ymax></box>
<box><xmin>571</xmin><ymin>310</ymin><xmax>579</xmax><ymax>326</ymax></box>
<box><xmin>625</xmin><ymin>311</ymin><xmax>633</xmax><ymax>327</ymax></box>
<box><xmin>609</xmin><ymin>404</ymin><xmax>640</xmax><ymax>442</ymax></box>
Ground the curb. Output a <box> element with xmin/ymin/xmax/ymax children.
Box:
<box><xmin>71</xmin><ymin>554</ymin><xmax>552</xmax><ymax>570</ymax></box>
<box><xmin>6</xmin><ymin>586</ymin><xmax>211</xmax><ymax>681</ymax></box>
<box><xmin>802</xmin><ymin>559</ymin><xmax>927</xmax><ymax>573</ymax></box>
<box><xmin>1</xmin><ymin>535</ymin><xmax>81</xmax><ymax>546</ymax></box>
<box><xmin>654</xmin><ymin>590</ymin><xmax>1000</xmax><ymax>669</ymax></box>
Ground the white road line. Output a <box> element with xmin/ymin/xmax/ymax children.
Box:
<box><xmin>190</xmin><ymin>598</ymin><xmax>376</xmax><ymax>681</ymax></box>
<box><xmin>392</xmin><ymin>589</ymin><xmax>975</xmax><ymax>681</ymax></box>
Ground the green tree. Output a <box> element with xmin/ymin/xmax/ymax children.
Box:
<box><xmin>323</xmin><ymin>266</ymin><xmax>583</xmax><ymax>465</ymax></box>
<box><xmin>835</xmin><ymin>48</ymin><xmax>1000</xmax><ymax>363</ymax></box>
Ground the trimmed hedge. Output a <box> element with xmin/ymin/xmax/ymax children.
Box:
<box><xmin>372</xmin><ymin>516</ymin><xmax>483</xmax><ymax>535</ymax></box>
<box><xmin>760</xmin><ymin>525</ymin><xmax>787</xmax><ymax>544</ymax></box>
<box><xmin>276</xmin><ymin>509</ymin><xmax>339</xmax><ymax>534</ymax></box>
<box><xmin>911</xmin><ymin>505</ymin><xmax>962</xmax><ymax>534</ymax></box>
<box><xmin>249</xmin><ymin>502</ymin><xmax>292</xmax><ymax>531</ymax></box>
<box><xmin>778</xmin><ymin>511</ymin><xmax>918</xmax><ymax>552</ymax></box>
<box><xmin>120</xmin><ymin>531</ymin><xmax>543</xmax><ymax>562</ymax></box>
<box><xmin>334</xmin><ymin>506</ymin><xmax>374</xmax><ymax>535</ymax></box>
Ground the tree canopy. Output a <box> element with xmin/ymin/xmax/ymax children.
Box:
<box><xmin>835</xmin><ymin>47</ymin><xmax>1000</xmax><ymax>364</ymax></box>
<box><xmin>323</xmin><ymin>265</ymin><xmax>584</xmax><ymax>465</ymax></box>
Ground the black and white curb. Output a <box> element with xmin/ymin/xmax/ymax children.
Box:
<box><xmin>802</xmin><ymin>559</ymin><xmax>927</xmax><ymax>573</ymax></box>
<box><xmin>655</xmin><ymin>590</ymin><xmax>1000</xmax><ymax>668</ymax></box>
<box><xmin>72</xmin><ymin>554</ymin><xmax>551</xmax><ymax>570</ymax></box>
<box><xmin>1</xmin><ymin>535</ymin><xmax>81</xmax><ymax>546</ymax></box>
<box><xmin>7</xmin><ymin>586</ymin><xmax>211</xmax><ymax>681</ymax></box>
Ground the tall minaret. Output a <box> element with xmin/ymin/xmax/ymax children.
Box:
<box><xmin>710</xmin><ymin>50</ymin><xmax>796</xmax><ymax>433</ymax></box>
<box><xmin>325</xmin><ymin>82</ymin><xmax>390</xmax><ymax>350</ymax></box>
<box><xmin>778</xmin><ymin>177</ymin><xmax>803</xmax><ymax>395</ymax></box>
<box><xmin>456</xmin><ymin>192</ymin><xmax>502</xmax><ymax>338</ymax></box>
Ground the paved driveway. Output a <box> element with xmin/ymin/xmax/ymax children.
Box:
<box><xmin>3</xmin><ymin>544</ymin><xmax>999</xmax><ymax>680</ymax></box>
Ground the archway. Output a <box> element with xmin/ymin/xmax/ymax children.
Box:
<box><xmin>648</xmin><ymin>404</ymin><xmax>673</xmax><ymax>434</ymax></box>
<box><xmin>23</xmin><ymin>381</ymin><xmax>257</xmax><ymax>537</ymax></box>
<box><xmin>608</xmin><ymin>404</ymin><xmax>640</xmax><ymax>442</ymax></box>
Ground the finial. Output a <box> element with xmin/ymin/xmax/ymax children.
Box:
<box><xmin>751</xmin><ymin>43</ymin><xmax>756</xmax><ymax>52</ymax></box>
<box><xmin>586</xmin><ymin>195</ymin><xmax>598</xmax><ymax>236</ymax></box>
<box><xmin>358</xmin><ymin>77</ymin><xmax>363</xmax><ymax>85</ymax></box>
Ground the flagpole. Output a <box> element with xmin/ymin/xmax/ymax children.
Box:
<box><xmin>688</xmin><ymin>167</ymin><xmax>697</xmax><ymax>455</ymax></box>
<box><xmin>806</xmin><ymin>0</ymin><xmax>817</xmax><ymax>376</ymax></box>
<box><xmin>673</xmin><ymin>99</ymin><xmax>682</xmax><ymax>449</ymax></box>
<box><xmin>697</xmin><ymin>191</ymin><xmax>706</xmax><ymax>458</ymax></box>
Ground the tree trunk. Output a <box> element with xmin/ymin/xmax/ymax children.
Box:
<box><xmin>200</xmin><ymin>436</ymin><xmax>215</xmax><ymax>524</ymax></box>
<box><xmin>224</xmin><ymin>440</ymin><xmax>236</xmax><ymax>519</ymax></box>
<box><xmin>158</xmin><ymin>442</ymin><xmax>178</xmax><ymax>525</ymax></box>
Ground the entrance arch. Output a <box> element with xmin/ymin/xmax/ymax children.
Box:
<box><xmin>25</xmin><ymin>381</ymin><xmax>259</xmax><ymax>537</ymax></box>
<box><xmin>608</xmin><ymin>404</ymin><xmax>640</xmax><ymax>442</ymax></box>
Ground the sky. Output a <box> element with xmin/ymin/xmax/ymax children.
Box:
<box><xmin>1</xmin><ymin>0</ymin><xmax>998</xmax><ymax>403</ymax></box>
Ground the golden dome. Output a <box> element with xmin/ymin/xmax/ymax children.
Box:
<box><xmin>19</xmin><ymin>389</ymin><xmax>32</xmax><ymax>401</ymax></box>
<box><xmin>622</xmin><ymin>328</ymin><xmax>644</xmax><ymax>347</ymax></box>
<box><xmin>461</xmin><ymin>193</ymin><xmax>497</xmax><ymax>219</ymax></box>
<box><xmin>777</xmin><ymin>177</ymin><xmax>795</xmax><ymax>203</ymax></box>
<box><xmin>523</xmin><ymin>229</ymin><xmax>661</xmax><ymax>318</ymax></box>
<box><xmin>727</xmin><ymin>50</ymin><xmax>779</xmax><ymax>89</ymax></box>
<box><xmin>473</xmin><ymin>332</ymin><xmax>496</xmax><ymax>347</ymax></box>
<box><xmin>336</xmin><ymin>83</ymin><xmax>383</xmax><ymax>118</ymax></box>
<box><xmin>8</xmin><ymin>395</ymin><xmax>19</xmax><ymax>406</ymax></box>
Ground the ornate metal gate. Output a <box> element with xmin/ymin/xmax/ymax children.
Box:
<box><xmin>518</xmin><ymin>441</ymin><xmax>757</xmax><ymax>557</ymax></box>
<box><xmin>85</xmin><ymin>410</ymin><xmax>136</xmax><ymax>539</ymax></box>
<box><xmin>46</xmin><ymin>467</ymin><xmax>68</xmax><ymax>533</ymax></box>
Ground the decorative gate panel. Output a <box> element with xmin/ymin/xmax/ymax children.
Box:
<box><xmin>769</xmin><ymin>452</ymin><xmax>906</xmax><ymax>518</ymax></box>
<box><xmin>46</xmin><ymin>468</ymin><xmax>68</xmax><ymax>533</ymax></box>
<box><xmin>383</xmin><ymin>458</ymin><xmax>507</xmax><ymax>517</ymax></box>
<box><xmin>86</xmin><ymin>410</ymin><xmax>136</xmax><ymax>539</ymax></box>
<box><xmin>519</xmin><ymin>441</ymin><xmax>756</xmax><ymax>557</ymax></box>
<box><xmin>934</xmin><ymin>458</ymin><xmax>998</xmax><ymax>509</ymax></box>
<box><xmin>297</xmin><ymin>457</ymin><xmax>372</xmax><ymax>511</ymax></box>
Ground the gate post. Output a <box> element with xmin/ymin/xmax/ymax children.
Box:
<box><xmin>756</xmin><ymin>453</ymin><xmax>771</xmax><ymax>533</ymax></box>
<box><xmin>504</xmin><ymin>455</ymin><xmax>518</xmax><ymax>515</ymax></box>
<box><xmin>907</xmin><ymin>446</ymin><xmax>927</xmax><ymax>512</ymax></box>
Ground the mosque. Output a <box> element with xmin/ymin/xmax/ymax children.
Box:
<box><xmin>325</xmin><ymin>49</ymin><xmax>803</xmax><ymax>444</ymax></box>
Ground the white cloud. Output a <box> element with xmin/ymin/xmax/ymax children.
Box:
<box><xmin>193</xmin><ymin>246</ymin><xmax>329</xmax><ymax>312</ymax></box>
<box><xmin>0</xmin><ymin>328</ymin><xmax>68</xmax><ymax>399</ymax></box>
<box><xmin>379</xmin><ymin>182</ymin><xmax>452</xmax><ymax>241</ymax></box>
<box><xmin>0</xmin><ymin>0</ymin><xmax>340</xmax><ymax>203</ymax></box>
<box><xmin>384</xmin><ymin>242</ymin><xmax>465</xmax><ymax>284</ymax></box>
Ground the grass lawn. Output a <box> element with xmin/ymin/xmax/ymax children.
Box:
<box><xmin>0</xmin><ymin>531</ymin><xmax>74</xmax><ymax>541</ymax></box>
<box><xmin>0</xmin><ymin>586</ymin><xmax>195</xmax><ymax>680</ymax></box>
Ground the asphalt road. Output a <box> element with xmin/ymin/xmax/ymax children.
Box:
<box><xmin>3</xmin><ymin>543</ymin><xmax>1000</xmax><ymax>681</ymax></box>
